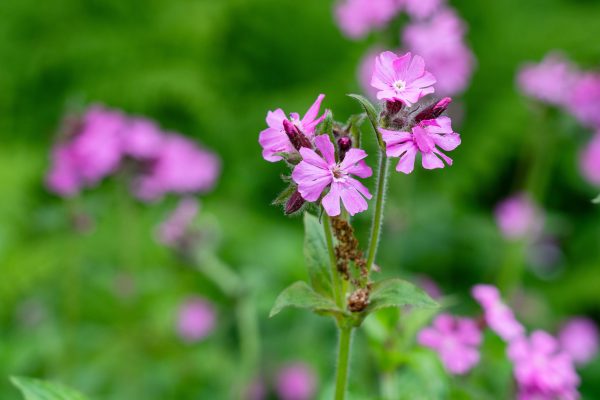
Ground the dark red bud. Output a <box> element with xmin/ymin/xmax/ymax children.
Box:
<box><xmin>337</xmin><ymin>136</ymin><xmax>352</xmax><ymax>161</ymax></box>
<box><xmin>285</xmin><ymin>190</ymin><xmax>305</xmax><ymax>215</ymax></box>
<box><xmin>414</xmin><ymin>97</ymin><xmax>452</xmax><ymax>123</ymax></box>
<box><xmin>385</xmin><ymin>100</ymin><xmax>404</xmax><ymax>115</ymax></box>
<box><xmin>283</xmin><ymin>119</ymin><xmax>312</xmax><ymax>150</ymax></box>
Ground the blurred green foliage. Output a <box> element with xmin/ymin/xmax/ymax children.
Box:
<box><xmin>1</xmin><ymin>0</ymin><xmax>600</xmax><ymax>398</ymax></box>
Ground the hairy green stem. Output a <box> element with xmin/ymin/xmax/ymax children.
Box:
<box><xmin>335</xmin><ymin>327</ymin><xmax>353</xmax><ymax>400</ymax></box>
<box><xmin>323</xmin><ymin>215</ymin><xmax>344</xmax><ymax>308</ymax></box>
<box><xmin>366</xmin><ymin>153</ymin><xmax>389</xmax><ymax>272</ymax></box>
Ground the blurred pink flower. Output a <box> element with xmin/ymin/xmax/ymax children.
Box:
<box><xmin>258</xmin><ymin>95</ymin><xmax>326</xmax><ymax>162</ymax></box>
<box><xmin>335</xmin><ymin>0</ymin><xmax>400</xmax><ymax>39</ymax></box>
<box><xmin>558</xmin><ymin>317</ymin><xmax>599</xmax><ymax>366</ymax></box>
<box><xmin>177</xmin><ymin>297</ymin><xmax>216</xmax><ymax>343</ymax></box>
<box><xmin>134</xmin><ymin>134</ymin><xmax>220</xmax><ymax>201</ymax></box>
<box><xmin>418</xmin><ymin>313</ymin><xmax>482</xmax><ymax>375</ymax></box>
<box><xmin>156</xmin><ymin>197</ymin><xmax>199</xmax><ymax>247</ymax></box>
<box><xmin>71</xmin><ymin>106</ymin><xmax>126</xmax><ymax>185</ymax></box>
<box><xmin>245</xmin><ymin>377</ymin><xmax>267</xmax><ymax>400</ymax></box>
<box><xmin>276</xmin><ymin>363</ymin><xmax>317</xmax><ymax>400</ymax></box>
<box><xmin>518</xmin><ymin>53</ymin><xmax>580</xmax><ymax>106</ymax></box>
<box><xmin>568</xmin><ymin>73</ymin><xmax>600</xmax><ymax>128</ymax></box>
<box><xmin>403</xmin><ymin>9</ymin><xmax>474</xmax><ymax>96</ymax></box>
<box><xmin>45</xmin><ymin>144</ymin><xmax>82</xmax><ymax>197</ymax></box>
<box><xmin>508</xmin><ymin>331</ymin><xmax>580</xmax><ymax>400</ymax></box>
<box><xmin>381</xmin><ymin>116</ymin><xmax>460</xmax><ymax>174</ymax></box>
<box><xmin>579</xmin><ymin>133</ymin><xmax>600</xmax><ymax>186</ymax></box>
<box><xmin>472</xmin><ymin>284</ymin><xmax>525</xmax><ymax>342</ymax></box>
<box><xmin>291</xmin><ymin>135</ymin><xmax>372</xmax><ymax>216</ymax></box>
<box><xmin>122</xmin><ymin>117</ymin><xmax>164</xmax><ymax>159</ymax></box>
<box><xmin>371</xmin><ymin>51</ymin><xmax>436</xmax><ymax>105</ymax></box>
<box><xmin>402</xmin><ymin>0</ymin><xmax>444</xmax><ymax>20</ymax></box>
<box><xmin>494</xmin><ymin>193</ymin><xmax>544</xmax><ymax>240</ymax></box>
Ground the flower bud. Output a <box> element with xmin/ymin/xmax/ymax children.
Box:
<box><xmin>285</xmin><ymin>190</ymin><xmax>305</xmax><ymax>215</ymax></box>
<box><xmin>385</xmin><ymin>100</ymin><xmax>404</xmax><ymax>115</ymax></box>
<box><xmin>283</xmin><ymin>119</ymin><xmax>312</xmax><ymax>150</ymax></box>
<box><xmin>414</xmin><ymin>97</ymin><xmax>452</xmax><ymax>123</ymax></box>
<box><xmin>337</xmin><ymin>136</ymin><xmax>352</xmax><ymax>161</ymax></box>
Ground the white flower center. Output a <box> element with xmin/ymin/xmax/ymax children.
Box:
<box><xmin>393</xmin><ymin>80</ymin><xmax>407</xmax><ymax>92</ymax></box>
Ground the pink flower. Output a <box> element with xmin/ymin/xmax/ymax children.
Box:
<box><xmin>122</xmin><ymin>117</ymin><xmax>164</xmax><ymax>159</ymax></box>
<box><xmin>70</xmin><ymin>106</ymin><xmax>126</xmax><ymax>185</ymax></box>
<box><xmin>494</xmin><ymin>193</ymin><xmax>544</xmax><ymax>240</ymax></box>
<box><xmin>258</xmin><ymin>95</ymin><xmax>326</xmax><ymax>162</ymax></box>
<box><xmin>403</xmin><ymin>9</ymin><xmax>474</xmax><ymax>96</ymax></box>
<box><xmin>568</xmin><ymin>73</ymin><xmax>600</xmax><ymax>128</ymax></box>
<box><xmin>402</xmin><ymin>0</ymin><xmax>444</xmax><ymax>20</ymax></box>
<box><xmin>558</xmin><ymin>317</ymin><xmax>599</xmax><ymax>366</ymax></box>
<box><xmin>275</xmin><ymin>363</ymin><xmax>317</xmax><ymax>400</ymax></box>
<box><xmin>518</xmin><ymin>53</ymin><xmax>580</xmax><ymax>106</ymax></box>
<box><xmin>177</xmin><ymin>297</ymin><xmax>216</xmax><ymax>343</ymax></box>
<box><xmin>418</xmin><ymin>313</ymin><xmax>482</xmax><ymax>375</ymax></box>
<box><xmin>156</xmin><ymin>197</ymin><xmax>199</xmax><ymax>247</ymax></box>
<box><xmin>45</xmin><ymin>144</ymin><xmax>83</xmax><ymax>197</ymax></box>
<box><xmin>134</xmin><ymin>134</ymin><xmax>220</xmax><ymax>201</ymax></box>
<box><xmin>381</xmin><ymin>116</ymin><xmax>461</xmax><ymax>174</ymax></box>
<box><xmin>291</xmin><ymin>135</ymin><xmax>372</xmax><ymax>216</ymax></box>
<box><xmin>371</xmin><ymin>51</ymin><xmax>436</xmax><ymax>105</ymax></box>
<box><xmin>508</xmin><ymin>331</ymin><xmax>580</xmax><ymax>400</ymax></box>
<box><xmin>472</xmin><ymin>284</ymin><xmax>525</xmax><ymax>342</ymax></box>
<box><xmin>579</xmin><ymin>133</ymin><xmax>600</xmax><ymax>186</ymax></box>
<box><xmin>335</xmin><ymin>0</ymin><xmax>400</xmax><ymax>39</ymax></box>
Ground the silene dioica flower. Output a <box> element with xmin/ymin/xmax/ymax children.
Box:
<box><xmin>259</xmin><ymin>49</ymin><xmax>459</xmax><ymax>400</ymax></box>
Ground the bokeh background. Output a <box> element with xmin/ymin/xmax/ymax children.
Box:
<box><xmin>1</xmin><ymin>0</ymin><xmax>600</xmax><ymax>398</ymax></box>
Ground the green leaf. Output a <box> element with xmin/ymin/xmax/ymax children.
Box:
<box><xmin>269</xmin><ymin>281</ymin><xmax>342</xmax><ymax>317</ymax></box>
<box><xmin>347</xmin><ymin>113</ymin><xmax>366</xmax><ymax>149</ymax></box>
<box><xmin>592</xmin><ymin>194</ymin><xmax>600</xmax><ymax>204</ymax></box>
<box><xmin>303</xmin><ymin>213</ymin><xmax>334</xmax><ymax>296</ymax></box>
<box><xmin>317</xmin><ymin>109</ymin><xmax>334</xmax><ymax>137</ymax></box>
<box><xmin>11</xmin><ymin>376</ymin><xmax>89</xmax><ymax>400</ymax></box>
<box><xmin>366</xmin><ymin>278</ymin><xmax>439</xmax><ymax>313</ymax></box>
<box><xmin>347</xmin><ymin>94</ymin><xmax>384</xmax><ymax>150</ymax></box>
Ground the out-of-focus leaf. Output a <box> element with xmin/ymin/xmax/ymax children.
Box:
<box><xmin>592</xmin><ymin>194</ymin><xmax>600</xmax><ymax>204</ymax></box>
<box><xmin>366</xmin><ymin>278</ymin><xmax>439</xmax><ymax>313</ymax></box>
<box><xmin>347</xmin><ymin>94</ymin><xmax>383</xmax><ymax>149</ymax></box>
<box><xmin>303</xmin><ymin>213</ymin><xmax>333</xmax><ymax>297</ymax></box>
<box><xmin>269</xmin><ymin>281</ymin><xmax>342</xmax><ymax>317</ymax></box>
<box><xmin>11</xmin><ymin>376</ymin><xmax>89</xmax><ymax>400</ymax></box>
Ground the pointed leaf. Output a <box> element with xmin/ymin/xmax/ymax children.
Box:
<box><xmin>366</xmin><ymin>278</ymin><xmax>439</xmax><ymax>313</ymax></box>
<box><xmin>348</xmin><ymin>94</ymin><xmax>384</xmax><ymax>150</ymax></box>
<box><xmin>11</xmin><ymin>376</ymin><xmax>89</xmax><ymax>400</ymax></box>
<box><xmin>269</xmin><ymin>281</ymin><xmax>342</xmax><ymax>317</ymax></box>
<box><xmin>303</xmin><ymin>213</ymin><xmax>334</xmax><ymax>296</ymax></box>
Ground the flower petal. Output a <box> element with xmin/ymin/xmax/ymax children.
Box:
<box><xmin>339</xmin><ymin>183</ymin><xmax>369</xmax><ymax>215</ymax></box>
<box><xmin>301</xmin><ymin>94</ymin><xmax>325</xmax><ymax>127</ymax></box>
<box><xmin>422</xmin><ymin>151</ymin><xmax>445</xmax><ymax>169</ymax></box>
<box><xmin>314</xmin><ymin>135</ymin><xmax>336</xmax><ymax>165</ymax></box>
<box><xmin>292</xmin><ymin>162</ymin><xmax>331</xmax><ymax>202</ymax></box>
<box><xmin>322</xmin><ymin>182</ymin><xmax>342</xmax><ymax>216</ymax></box>
<box><xmin>298</xmin><ymin>147</ymin><xmax>329</xmax><ymax>169</ymax></box>
<box><xmin>396</xmin><ymin>144</ymin><xmax>418</xmax><ymax>174</ymax></box>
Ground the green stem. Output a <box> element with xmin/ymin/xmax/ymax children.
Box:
<box><xmin>235</xmin><ymin>291</ymin><xmax>260</xmax><ymax>397</ymax></box>
<box><xmin>195</xmin><ymin>251</ymin><xmax>243</xmax><ymax>298</ymax></box>
<box><xmin>323</xmin><ymin>215</ymin><xmax>344</xmax><ymax>308</ymax></box>
<box><xmin>335</xmin><ymin>327</ymin><xmax>353</xmax><ymax>400</ymax></box>
<box><xmin>380</xmin><ymin>371</ymin><xmax>396</xmax><ymax>400</ymax></box>
<box><xmin>366</xmin><ymin>153</ymin><xmax>389</xmax><ymax>272</ymax></box>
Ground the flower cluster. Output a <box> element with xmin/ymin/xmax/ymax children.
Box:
<box><xmin>417</xmin><ymin>313</ymin><xmax>482</xmax><ymax>374</ymax></box>
<box><xmin>258</xmin><ymin>51</ymin><xmax>460</xmax><ymax>216</ymax></box>
<box><xmin>472</xmin><ymin>284</ymin><xmax>582</xmax><ymax>399</ymax></box>
<box><xmin>46</xmin><ymin>105</ymin><xmax>220</xmax><ymax>201</ymax></box>
<box><xmin>337</xmin><ymin>0</ymin><xmax>475</xmax><ymax>98</ymax></box>
<box><xmin>517</xmin><ymin>53</ymin><xmax>600</xmax><ymax>188</ymax></box>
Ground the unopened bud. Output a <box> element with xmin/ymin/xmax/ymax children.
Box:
<box><xmin>283</xmin><ymin>119</ymin><xmax>312</xmax><ymax>150</ymax></box>
<box><xmin>385</xmin><ymin>100</ymin><xmax>404</xmax><ymax>115</ymax></box>
<box><xmin>337</xmin><ymin>136</ymin><xmax>352</xmax><ymax>161</ymax></box>
<box><xmin>285</xmin><ymin>190</ymin><xmax>305</xmax><ymax>215</ymax></box>
<box><xmin>414</xmin><ymin>97</ymin><xmax>452</xmax><ymax>123</ymax></box>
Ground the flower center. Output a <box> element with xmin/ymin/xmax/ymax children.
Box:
<box><xmin>331</xmin><ymin>165</ymin><xmax>347</xmax><ymax>182</ymax></box>
<box><xmin>393</xmin><ymin>80</ymin><xmax>407</xmax><ymax>92</ymax></box>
